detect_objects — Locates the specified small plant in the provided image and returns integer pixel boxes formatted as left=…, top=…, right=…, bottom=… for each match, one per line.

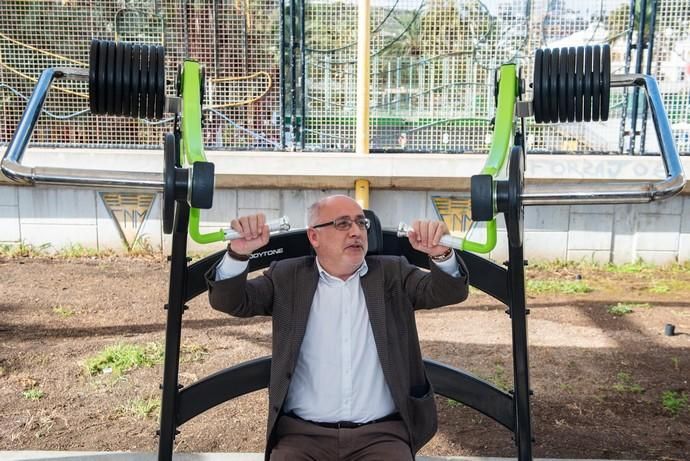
left=52, top=305, right=75, bottom=318
left=648, top=282, right=671, bottom=294
left=85, top=342, right=163, bottom=377
left=526, top=280, right=592, bottom=295
left=56, top=244, right=101, bottom=258
left=117, top=397, right=161, bottom=419
left=180, top=343, right=209, bottom=363
left=671, top=357, right=680, bottom=371
left=607, top=303, right=650, bottom=316
left=0, top=241, right=50, bottom=258
left=660, top=390, right=688, bottom=416
left=22, top=387, right=45, bottom=401
left=446, top=398, right=463, bottom=407
left=605, top=260, right=654, bottom=274
left=612, top=372, right=644, bottom=393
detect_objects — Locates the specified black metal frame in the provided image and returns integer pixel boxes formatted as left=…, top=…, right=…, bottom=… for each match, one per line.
left=156, top=149, right=533, bottom=460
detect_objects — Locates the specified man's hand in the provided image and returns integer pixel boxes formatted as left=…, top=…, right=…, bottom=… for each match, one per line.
left=407, top=220, right=450, bottom=257
left=228, top=213, right=270, bottom=256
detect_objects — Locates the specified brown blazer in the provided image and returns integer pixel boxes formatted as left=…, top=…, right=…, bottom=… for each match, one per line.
left=206, top=254, right=469, bottom=459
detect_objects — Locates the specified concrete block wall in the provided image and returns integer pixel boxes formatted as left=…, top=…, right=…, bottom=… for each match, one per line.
left=1, top=184, right=689, bottom=264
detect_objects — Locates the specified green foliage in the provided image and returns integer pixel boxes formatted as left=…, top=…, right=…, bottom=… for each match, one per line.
left=526, top=280, right=592, bottom=294
left=648, top=283, right=671, bottom=294
left=605, top=260, right=654, bottom=274
left=117, top=397, right=161, bottom=419
left=607, top=302, right=650, bottom=316
left=446, top=398, right=463, bottom=407
left=22, top=387, right=45, bottom=401
left=612, top=372, right=644, bottom=393
left=0, top=241, right=51, bottom=258
left=661, top=390, right=688, bottom=416
left=52, top=305, right=75, bottom=318
left=56, top=244, right=103, bottom=258
left=180, top=343, right=209, bottom=363
left=85, top=343, right=163, bottom=377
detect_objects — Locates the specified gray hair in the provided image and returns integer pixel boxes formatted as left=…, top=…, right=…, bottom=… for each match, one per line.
left=307, top=199, right=323, bottom=227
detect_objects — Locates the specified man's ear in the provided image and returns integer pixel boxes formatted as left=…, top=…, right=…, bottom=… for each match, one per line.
left=307, top=228, right=319, bottom=248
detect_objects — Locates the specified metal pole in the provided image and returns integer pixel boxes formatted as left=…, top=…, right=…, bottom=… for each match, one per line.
left=279, top=0, right=285, bottom=148
left=640, top=0, right=658, bottom=154
left=355, top=0, right=371, bottom=208
left=629, top=0, right=648, bottom=154
left=157, top=202, right=190, bottom=461
left=300, top=0, right=306, bottom=150
left=290, top=0, right=297, bottom=149
left=619, top=0, right=636, bottom=153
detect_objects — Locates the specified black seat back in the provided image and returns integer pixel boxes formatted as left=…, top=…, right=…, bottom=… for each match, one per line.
left=364, top=209, right=383, bottom=255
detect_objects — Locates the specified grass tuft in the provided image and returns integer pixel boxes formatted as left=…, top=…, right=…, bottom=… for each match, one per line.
left=52, top=305, right=75, bottom=318
left=22, top=387, right=45, bottom=401
left=661, top=390, right=688, bottom=416
left=527, top=279, right=592, bottom=294
left=85, top=342, right=163, bottom=377
left=612, top=372, right=644, bottom=393
left=607, top=302, right=650, bottom=316
left=117, top=397, right=161, bottom=419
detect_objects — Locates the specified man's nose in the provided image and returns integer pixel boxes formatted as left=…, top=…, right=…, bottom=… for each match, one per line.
left=349, top=223, right=364, bottom=237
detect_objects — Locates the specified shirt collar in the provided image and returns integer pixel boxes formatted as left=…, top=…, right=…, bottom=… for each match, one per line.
left=315, top=257, right=368, bottom=283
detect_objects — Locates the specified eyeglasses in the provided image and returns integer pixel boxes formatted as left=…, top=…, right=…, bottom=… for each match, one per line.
left=312, top=216, right=371, bottom=231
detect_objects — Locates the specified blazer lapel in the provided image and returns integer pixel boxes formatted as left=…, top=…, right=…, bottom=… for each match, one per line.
left=360, top=258, right=392, bottom=383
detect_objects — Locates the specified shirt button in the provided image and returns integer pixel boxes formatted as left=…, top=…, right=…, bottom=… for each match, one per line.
left=273, top=405, right=280, bottom=413
left=286, top=372, right=292, bottom=379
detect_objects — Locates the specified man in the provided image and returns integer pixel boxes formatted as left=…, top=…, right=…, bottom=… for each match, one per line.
left=206, top=195, right=468, bottom=460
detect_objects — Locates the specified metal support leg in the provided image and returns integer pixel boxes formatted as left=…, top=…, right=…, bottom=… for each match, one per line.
left=158, top=202, right=190, bottom=461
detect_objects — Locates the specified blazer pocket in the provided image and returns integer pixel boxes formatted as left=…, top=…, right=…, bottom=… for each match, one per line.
left=406, top=377, right=438, bottom=451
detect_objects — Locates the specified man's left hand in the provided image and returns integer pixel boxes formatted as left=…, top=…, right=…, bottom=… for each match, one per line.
left=407, top=220, right=451, bottom=257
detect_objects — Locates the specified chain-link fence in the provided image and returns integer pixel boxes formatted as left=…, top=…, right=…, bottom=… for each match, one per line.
left=1, top=0, right=688, bottom=154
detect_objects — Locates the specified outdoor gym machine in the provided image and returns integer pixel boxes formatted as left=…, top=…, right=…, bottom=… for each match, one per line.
left=1, top=40, right=685, bottom=461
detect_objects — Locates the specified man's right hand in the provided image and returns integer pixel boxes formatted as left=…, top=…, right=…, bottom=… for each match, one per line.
left=228, top=213, right=270, bottom=256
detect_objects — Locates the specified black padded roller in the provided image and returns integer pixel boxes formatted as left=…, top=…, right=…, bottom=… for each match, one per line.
left=532, top=44, right=611, bottom=124
left=601, top=45, right=611, bottom=121
left=89, top=40, right=99, bottom=114
left=533, top=49, right=544, bottom=123
left=87, top=39, right=166, bottom=119
left=592, top=45, right=601, bottom=122
left=583, top=46, right=592, bottom=122
left=138, top=45, right=150, bottom=119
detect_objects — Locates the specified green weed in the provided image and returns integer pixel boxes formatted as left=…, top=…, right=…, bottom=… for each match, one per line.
left=661, top=390, right=688, bottom=416
left=526, top=280, right=592, bottom=294
left=605, top=260, right=654, bottom=274
left=117, top=397, right=161, bottom=419
left=607, top=303, right=650, bottom=316
left=52, top=305, right=75, bottom=318
left=612, top=372, right=644, bottom=393
left=55, top=244, right=102, bottom=258
left=85, top=342, right=163, bottom=377
left=180, top=343, right=209, bottom=363
left=0, top=241, right=50, bottom=258
left=22, top=387, right=45, bottom=401
left=648, top=283, right=671, bottom=294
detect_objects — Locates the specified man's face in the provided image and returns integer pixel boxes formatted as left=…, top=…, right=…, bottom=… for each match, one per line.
left=307, top=197, right=369, bottom=276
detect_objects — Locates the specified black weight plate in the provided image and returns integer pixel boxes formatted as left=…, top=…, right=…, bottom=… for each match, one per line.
left=541, top=49, right=552, bottom=124
left=121, top=43, right=132, bottom=117
left=129, top=44, right=141, bottom=118
left=533, top=49, right=543, bottom=123
left=583, top=46, right=593, bottom=122
left=155, top=46, right=165, bottom=119
left=147, top=46, right=157, bottom=119
left=601, top=44, right=611, bottom=121
left=575, top=46, right=584, bottom=122
left=139, top=45, right=150, bottom=119
left=549, top=48, right=559, bottom=123
left=89, top=40, right=99, bottom=114
left=592, top=45, right=601, bottom=122
left=106, top=41, right=117, bottom=115
left=567, top=47, right=576, bottom=122
left=97, top=40, right=108, bottom=115
left=163, top=132, right=176, bottom=235
left=559, top=47, right=568, bottom=122
left=507, top=145, right=524, bottom=248
left=113, top=42, right=125, bottom=116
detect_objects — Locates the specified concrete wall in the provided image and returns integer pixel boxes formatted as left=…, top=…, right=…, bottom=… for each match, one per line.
left=1, top=184, right=688, bottom=264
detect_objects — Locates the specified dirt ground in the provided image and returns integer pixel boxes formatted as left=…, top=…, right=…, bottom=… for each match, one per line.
left=0, top=255, right=688, bottom=460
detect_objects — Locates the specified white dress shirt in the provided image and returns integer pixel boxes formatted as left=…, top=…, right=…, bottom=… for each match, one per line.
left=215, top=251, right=461, bottom=422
